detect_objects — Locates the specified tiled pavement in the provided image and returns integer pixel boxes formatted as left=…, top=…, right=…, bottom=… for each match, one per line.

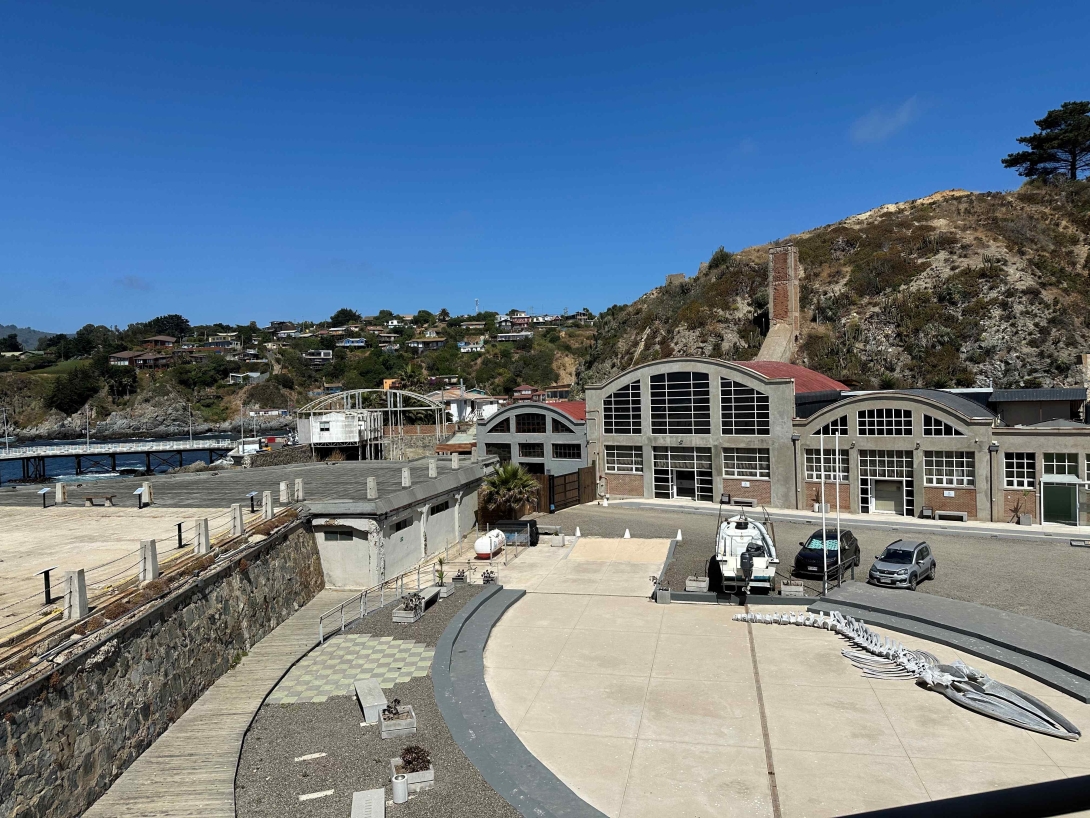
left=267, top=634, right=434, bottom=704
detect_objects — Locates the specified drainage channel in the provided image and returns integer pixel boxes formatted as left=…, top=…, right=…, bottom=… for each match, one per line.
left=746, top=604, right=783, bottom=818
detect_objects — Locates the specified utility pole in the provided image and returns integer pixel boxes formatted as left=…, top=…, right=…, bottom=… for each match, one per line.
left=1, top=407, right=10, bottom=453
left=188, top=403, right=194, bottom=442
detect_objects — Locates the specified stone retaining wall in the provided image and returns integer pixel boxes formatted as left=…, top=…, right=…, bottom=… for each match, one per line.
left=244, top=445, right=315, bottom=468
left=0, top=521, right=324, bottom=818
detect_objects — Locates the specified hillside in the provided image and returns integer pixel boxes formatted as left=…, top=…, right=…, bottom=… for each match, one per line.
left=0, top=325, right=60, bottom=350
left=577, top=181, right=1090, bottom=390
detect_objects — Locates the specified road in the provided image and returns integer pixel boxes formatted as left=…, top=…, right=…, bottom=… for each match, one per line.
left=541, top=504, right=1090, bottom=634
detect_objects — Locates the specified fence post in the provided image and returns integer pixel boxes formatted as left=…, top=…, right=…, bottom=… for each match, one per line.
left=63, top=569, right=88, bottom=620
left=341, top=605, right=345, bottom=633
left=55, top=482, right=67, bottom=504
left=231, top=503, right=244, bottom=536
left=140, top=539, right=160, bottom=582
left=360, top=592, right=365, bottom=620
left=294, top=478, right=304, bottom=501
left=280, top=481, right=290, bottom=503
left=195, top=518, right=210, bottom=554
left=319, top=619, right=324, bottom=644
left=177, top=521, right=183, bottom=550
left=417, top=565, right=421, bottom=590
left=428, top=458, right=437, bottom=478
left=262, top=491, right=273, bottom=520
left=142, top=481, right=154, bottom=505
left=367, top=477, right=378, bottom=499
left=402, top=467, right=411, bottom=488
left=452, top=452, right=460, bottom=470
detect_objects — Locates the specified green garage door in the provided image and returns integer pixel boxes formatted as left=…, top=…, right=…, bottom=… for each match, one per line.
left=1042, top=483, right=1077, bottom=526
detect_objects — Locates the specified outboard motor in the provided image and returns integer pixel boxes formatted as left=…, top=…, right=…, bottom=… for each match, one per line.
left=740, top=551, right=754, bottom=581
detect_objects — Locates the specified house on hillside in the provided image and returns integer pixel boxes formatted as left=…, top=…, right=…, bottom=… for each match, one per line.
left=142, top=335, right=177, bottom=348
left=109, top=350, right=171, bottom=370
left=496, top=331, right=533, bottom=343
left=458, top=336, right=486, bottom=354
left=303, top=349, right=333, bottom=369
left=407, top=336, right=446, bottom=353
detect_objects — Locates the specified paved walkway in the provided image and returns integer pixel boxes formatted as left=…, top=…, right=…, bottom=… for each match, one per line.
left=496, top=536, right=670, bottom=597
left=84, top=588, right=358, bottom=818
left=485, top=592, right=1090, bottom=818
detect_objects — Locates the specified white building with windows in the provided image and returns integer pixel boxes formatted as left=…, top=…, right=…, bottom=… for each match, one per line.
left=477, top=401, right=588, bottom=475
left=586, top=357, right=1090, bottom=526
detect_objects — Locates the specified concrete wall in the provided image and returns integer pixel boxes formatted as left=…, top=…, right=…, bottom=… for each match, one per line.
left=0, top=521, right=323, bottom=818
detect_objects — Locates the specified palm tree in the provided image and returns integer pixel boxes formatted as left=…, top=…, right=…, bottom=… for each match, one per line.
left=481, top=462, right=540, bottom=518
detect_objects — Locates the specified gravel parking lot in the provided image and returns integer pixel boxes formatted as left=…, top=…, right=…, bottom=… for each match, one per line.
left=546, top=504, right=1090, bottom=634
left=236, top=584, right=521, bottom=818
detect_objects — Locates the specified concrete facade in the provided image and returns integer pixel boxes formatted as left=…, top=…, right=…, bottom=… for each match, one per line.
left=477, top=402, right=588, bottom=476
left=587, top=357, right=1090, bottom=526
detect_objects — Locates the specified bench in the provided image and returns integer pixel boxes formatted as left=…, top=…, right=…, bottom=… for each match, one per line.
left=392, top=584, right=441, bottom=623
left=733, top=498, right=756, bottom=508
left=935, top=510, right=968, bottom=522
left=354, top=678, right=387, bottom=723
left=83, top=495, right=116, bottom=507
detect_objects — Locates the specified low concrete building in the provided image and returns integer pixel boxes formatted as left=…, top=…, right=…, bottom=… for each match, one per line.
left=307, top=457, right=491, bottom=588
left=477, top=401, right=587, bottom=475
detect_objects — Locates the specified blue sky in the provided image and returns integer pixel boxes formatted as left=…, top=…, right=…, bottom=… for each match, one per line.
left=2, top=1, right=1088, bottom=331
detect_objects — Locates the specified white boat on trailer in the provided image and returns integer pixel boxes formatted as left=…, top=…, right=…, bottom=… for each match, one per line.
left=710, top=499, right=779, bottom=595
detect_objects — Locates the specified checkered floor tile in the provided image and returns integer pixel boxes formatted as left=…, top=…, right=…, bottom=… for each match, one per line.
left=267, top=634, right=435, bottom=704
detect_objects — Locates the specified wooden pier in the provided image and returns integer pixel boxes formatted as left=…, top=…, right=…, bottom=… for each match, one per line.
left=0, top=439, right=234, bottom=483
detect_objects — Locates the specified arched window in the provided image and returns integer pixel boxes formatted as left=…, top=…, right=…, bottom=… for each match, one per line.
left=489, top=417, right=510, bottom=434
left=515, top=413, right=547, bottom=434
left=552, top=418, right=574, bottom=434
left=604, top=382, right=642, bottom=434
left=812, top=415, right=848, bottom=437
left=721, top=378, right=770, bottom=435
left=923, top=414, right=964, bottom=436
left=651, top=372, right=711, bottom=434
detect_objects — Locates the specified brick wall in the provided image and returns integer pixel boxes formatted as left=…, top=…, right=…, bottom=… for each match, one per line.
left=922, top=487, right=978, bottom=520
left=723, top=478, right=771, bottom=504
left=803, top=481, right=850, bottom=511
left=1003, top=489, right=1036, bottom=523
left=605, top=473, right=644, bottom=497
left=770, top=252, right=791, bottom=322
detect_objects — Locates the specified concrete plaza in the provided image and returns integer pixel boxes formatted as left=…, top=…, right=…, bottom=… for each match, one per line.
left=484, top=538, right=1090, bottom=818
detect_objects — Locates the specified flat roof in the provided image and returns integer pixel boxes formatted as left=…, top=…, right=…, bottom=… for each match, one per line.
left=991, top=388, right=1088, bottom=403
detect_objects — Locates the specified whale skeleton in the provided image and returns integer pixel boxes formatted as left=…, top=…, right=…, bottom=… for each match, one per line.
left=733, top=610, right=1081, bottom=742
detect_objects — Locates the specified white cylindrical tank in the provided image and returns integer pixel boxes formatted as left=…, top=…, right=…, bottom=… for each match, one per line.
left=474, top=529, right=506, bottom=559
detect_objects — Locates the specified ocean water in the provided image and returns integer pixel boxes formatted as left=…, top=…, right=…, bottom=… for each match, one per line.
left=0, top=435, right=240, bottom=485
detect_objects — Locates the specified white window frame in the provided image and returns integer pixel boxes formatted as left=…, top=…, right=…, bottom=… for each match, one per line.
left=650, top=372, right=711, bottom=435
left=1004, top=452, right=1036, bottom=488
left=1043, top=453, right=1079, bottom=477
left=603, top=382, right=642, bottom=435
left=812, top=416, right=848, bottom=436
left=857, top=408, right=913, bottom=436
left=605, top=445, right=644, bottom=474
left=805, top=449, right=850, bottom=481
left=924, top=451, right=975, bottom=487
left=722, top=448, right=770, bottom=479
left=923, top=414, right=965, bottom=437
left=720, top=378, right=770, bottom=436
left=858, top=449, right=913, bottom=479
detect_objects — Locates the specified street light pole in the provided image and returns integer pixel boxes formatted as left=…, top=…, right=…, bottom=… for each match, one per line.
left=188, top=403, right=193, bottom=442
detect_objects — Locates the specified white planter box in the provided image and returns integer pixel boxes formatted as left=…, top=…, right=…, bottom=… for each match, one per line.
left=380, top=705, right=417, bottom=739
left=392, top=607, right=423, bottom=624
left=389, top=759, right=435, bottom=794
left=438, top=585, right=456, bottom=599
left=813, top=502, right=830, bottom=513
left=685, top=576, right=709, bottom=592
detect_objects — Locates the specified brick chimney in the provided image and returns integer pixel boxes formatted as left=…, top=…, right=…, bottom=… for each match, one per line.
left=768, top=244, right=801, bottom=337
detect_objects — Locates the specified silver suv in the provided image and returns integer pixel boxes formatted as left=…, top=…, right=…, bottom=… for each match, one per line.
left=867, top=539, right=936, bottom=591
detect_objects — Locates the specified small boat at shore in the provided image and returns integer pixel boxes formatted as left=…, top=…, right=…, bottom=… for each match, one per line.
left=474, top=529, right=506, bottom=559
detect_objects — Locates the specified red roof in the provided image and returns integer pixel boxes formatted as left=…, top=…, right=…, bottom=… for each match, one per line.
left=550, top=400, right=587, bottom=422
left=732, top=362, right=846, bottom=395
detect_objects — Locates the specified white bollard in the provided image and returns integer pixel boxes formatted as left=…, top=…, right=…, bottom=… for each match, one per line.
left=575, top=526, right=581, bottom=537
left=367, top=476, right=378, bottom=499
left=451, top=452, right=460, bottom=470
left=676, top=529, right=683, bottom=542
left=55, top=482, right=67, bottom=504
left=195, top=518, right=211, bottom=554
left=623, top=529, right=631, bottom=539
left=142, top=481, right=154, bottom=505
left=402, top=467, right=411, bottom=487
left=279, top=481, right=289, bottom=503
left=63, top=569, right=88, bottom=620
left=470, top=445, right=478, bottom=462
left=392, top=774, right=409, bottom=804
left=140, top=539, right=160, bottom=582
left=294, top=478, right=304, bottom=501
left=231, top=503, right=244, bottom=536
left=428, top=458, right=437, bottom=478
left=262, top=491, right=273, bottom=520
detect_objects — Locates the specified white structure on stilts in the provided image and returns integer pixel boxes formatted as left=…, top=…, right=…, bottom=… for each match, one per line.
left=296, top=389, right=447, bottom=461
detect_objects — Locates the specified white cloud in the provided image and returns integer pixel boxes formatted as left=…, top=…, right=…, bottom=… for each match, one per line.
left=851, top=96, right=921, bottom=144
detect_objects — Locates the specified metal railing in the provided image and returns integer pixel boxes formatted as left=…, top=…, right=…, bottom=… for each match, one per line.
left=317, top=522, right=537, bottom=643
left=0, top=438, right=234, bottom=460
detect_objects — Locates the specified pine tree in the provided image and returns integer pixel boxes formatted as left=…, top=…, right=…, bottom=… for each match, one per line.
left=1002, top=101, right=1090, bottom=181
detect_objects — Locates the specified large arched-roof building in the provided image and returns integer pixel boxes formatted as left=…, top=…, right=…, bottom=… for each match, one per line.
left=477, top=400, right=588, bottom=476
left=586, top=357, right=1090, bottom=525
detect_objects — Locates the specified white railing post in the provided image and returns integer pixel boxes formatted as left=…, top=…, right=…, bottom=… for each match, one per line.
left=341, top=605, right=345, bottom=633
left=63, top=569, right=88, bottom=620
left=262, top=491, right=273, bottom=520
left=280, top=481, right=290, bottom=503
left=194, top=518, right=210, bottom=554
left=294, top=478, right=304, bottom=501
left=140, top=539, right=159, bottom=582
left=231, top=503, right=244, bottom=536
left=319, top=619, right=324, bottom=644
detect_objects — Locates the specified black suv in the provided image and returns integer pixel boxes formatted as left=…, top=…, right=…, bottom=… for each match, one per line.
left=793, top=528, right=860, bottom=576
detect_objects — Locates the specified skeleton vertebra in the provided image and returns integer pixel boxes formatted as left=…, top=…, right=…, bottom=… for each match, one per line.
left=734, top=610, right=1081, bottom=741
